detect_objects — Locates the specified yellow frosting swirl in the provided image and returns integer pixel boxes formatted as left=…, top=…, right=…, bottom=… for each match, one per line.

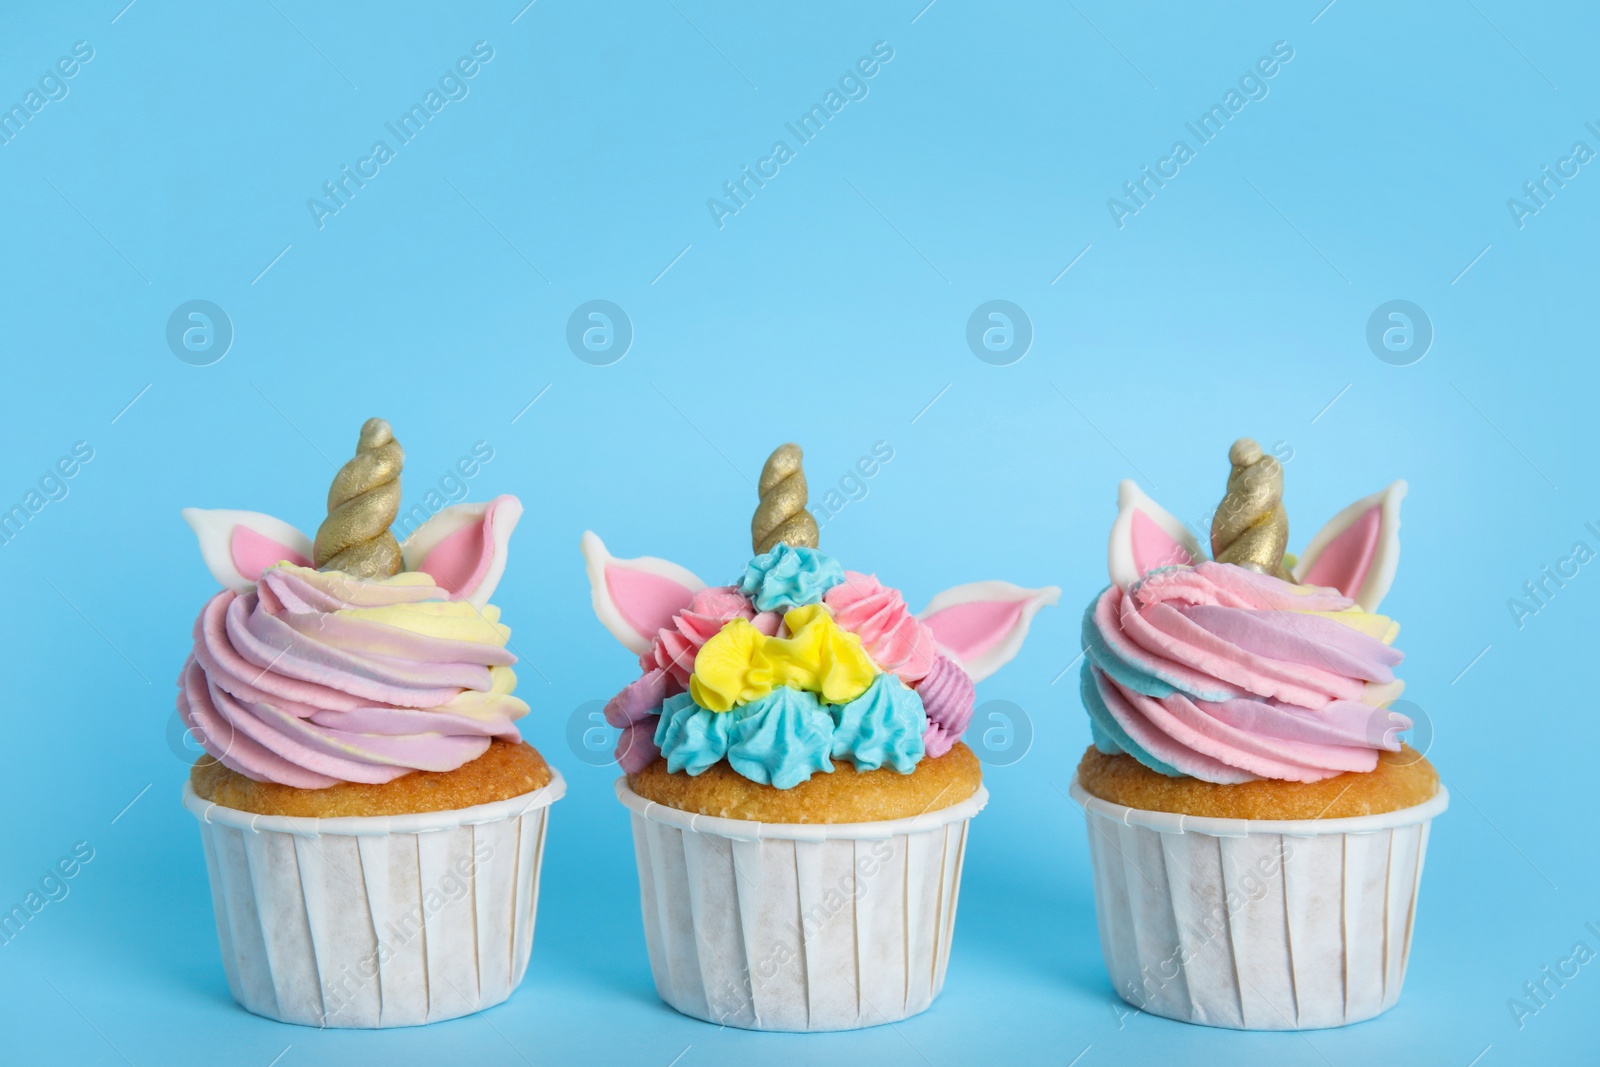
left=689, top=604, right=877, bottom=712
left=338, top=598, right=512, bottom=646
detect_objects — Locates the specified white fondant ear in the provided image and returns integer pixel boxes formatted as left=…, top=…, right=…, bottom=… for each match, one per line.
left=916, top=581, right=1060, bottom=683
left=400, top=494, right=522, bottom=607
left=581, top=531, right=707, bottom=655
left=182, top=508, right=313, bottom=591
left=1293, top=481, right=1406, bottom=612
left=1109, top=480, right=1205, bottom=589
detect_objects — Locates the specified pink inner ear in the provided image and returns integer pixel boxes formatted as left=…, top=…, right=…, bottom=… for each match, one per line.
left=922, top=600, right=1025, bottom=665
left=231, top=526, right=311, bottom=581
left=415, top=517, right=494, bottom=598
left=606, top=567, right=696, bottom=643
left=1301, top=504, right=1381, bottom=598
left=1132, top=510, right=1197, bottom=575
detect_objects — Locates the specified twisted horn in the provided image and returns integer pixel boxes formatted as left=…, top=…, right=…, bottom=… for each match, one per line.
left=752, top=443, right=818, bottom=555
left=1210, top=437, right=1288, bottom=575
left=314, top=417, right=404, bottom=578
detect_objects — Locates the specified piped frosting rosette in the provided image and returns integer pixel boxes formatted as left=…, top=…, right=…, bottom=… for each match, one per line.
left=603, top=545, right=975, bottom=787
left=587, top=442, right=1057, bottom=790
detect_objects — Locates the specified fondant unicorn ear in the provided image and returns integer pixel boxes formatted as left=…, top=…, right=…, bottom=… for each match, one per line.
left=1108, top=479, right=1204, bottom=588
left=1292, top=481, right=1406, bottom=612
left=916, top=581, right=1060, bottom=683
left=581, top=531, right=707, bottom=655
left=182, top=508, right=313, bottom=591
left=401, top=494, right=522, bottom=607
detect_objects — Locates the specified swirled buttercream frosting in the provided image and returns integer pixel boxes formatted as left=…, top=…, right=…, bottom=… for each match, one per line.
left=1081, top=562, right=1408, bottom=784
left=178, top=563, right=528, bottom=789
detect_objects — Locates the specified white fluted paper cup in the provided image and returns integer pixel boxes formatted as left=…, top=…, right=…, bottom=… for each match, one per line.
left=617, top=778, right=987, bottom=1032
left=1069, top=777, right=1447, bottom=1030
left=182, top=771, right=565, bottom=1028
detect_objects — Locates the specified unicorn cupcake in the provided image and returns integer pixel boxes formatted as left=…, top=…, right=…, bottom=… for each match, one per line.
left=1070, top=438, right=1447, bottom=1030
left=582, top=443, right=1057, bottom=1031
left=177, top=419, right=563, bottom=1028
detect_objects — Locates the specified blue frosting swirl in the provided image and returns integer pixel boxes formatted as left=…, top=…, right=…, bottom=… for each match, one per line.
left=830, top=673, right=926, bottom=773
left=645, top=673, right=932, bottom=788
left=1078, top=659, right=1184, bottom=777
left=655, top=692, right=737, bottom=776
left=726, top=687, right=836, bottom=788
left=737, top=544, right=845, bottom=613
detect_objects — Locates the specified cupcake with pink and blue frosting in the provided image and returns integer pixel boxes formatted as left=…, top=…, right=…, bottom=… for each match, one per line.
left=1070, top=437, right=1447, bottom=1032
left=584, top=442, right=1058, bottom=1031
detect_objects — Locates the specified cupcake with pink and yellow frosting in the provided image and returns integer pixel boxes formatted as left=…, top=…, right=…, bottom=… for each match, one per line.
left=177, top=419, right=563, bottom=1029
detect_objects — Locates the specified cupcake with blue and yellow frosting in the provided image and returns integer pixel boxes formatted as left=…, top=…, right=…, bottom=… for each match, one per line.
left=583, top=443, right=1057, bottom=1030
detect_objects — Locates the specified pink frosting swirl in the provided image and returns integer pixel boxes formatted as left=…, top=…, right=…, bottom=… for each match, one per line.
left=916, top=654, right=975, bottom=758
left=176, top=565, right=527, bottom=789
left=1085, top=562, right=1407, bottom=784
left=605, top=667, right=669, bottom=772
left=640, top=586, right=779, bottom=691
left=824, top=571, right=938, bottom=683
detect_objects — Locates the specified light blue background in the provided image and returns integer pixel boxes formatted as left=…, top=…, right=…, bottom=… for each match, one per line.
left=1, top=2, right=1595, bottom=1064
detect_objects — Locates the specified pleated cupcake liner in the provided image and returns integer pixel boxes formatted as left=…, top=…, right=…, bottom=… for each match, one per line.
left=182, top=771, right=565, bottom=1028
left=616, top=778, right=988, bottom=1032
left=1069, top=777, right=1448, bottom=1030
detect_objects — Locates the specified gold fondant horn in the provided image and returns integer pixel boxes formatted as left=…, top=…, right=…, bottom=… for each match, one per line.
left=752, top=443, right=819, bottom=555
left=314, top=417, right=404, bottom=578
left=1210, top=437, right=1288, bottom=574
